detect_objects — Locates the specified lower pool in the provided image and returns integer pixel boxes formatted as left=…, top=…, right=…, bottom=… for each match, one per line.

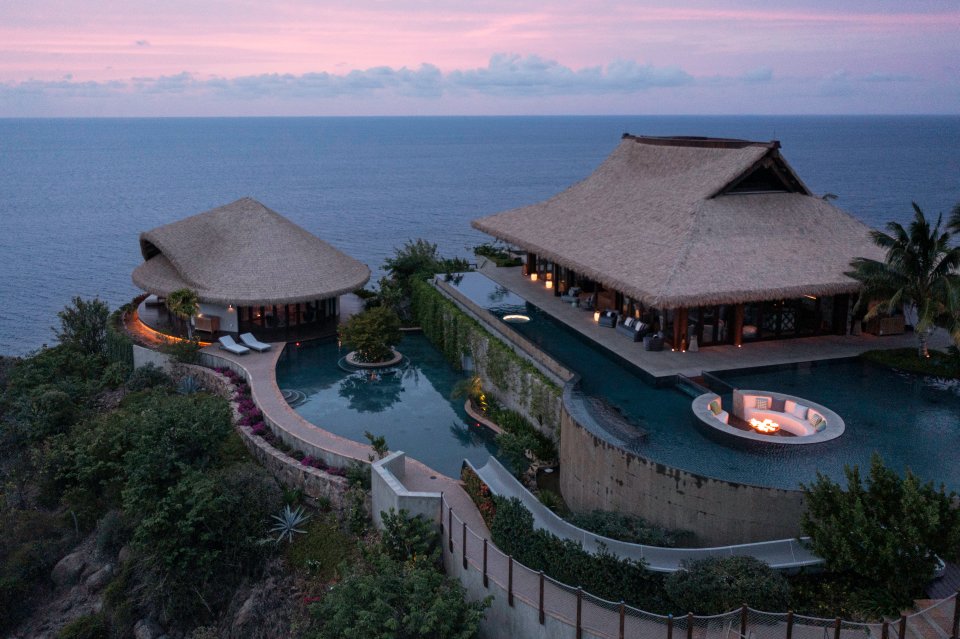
left=446, top=272, right=960, bottom=491
left=275, top=333, right=497, bottom=477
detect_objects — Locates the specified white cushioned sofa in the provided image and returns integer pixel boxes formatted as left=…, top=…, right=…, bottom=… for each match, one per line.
left=739, top=394, right=827, bottom=436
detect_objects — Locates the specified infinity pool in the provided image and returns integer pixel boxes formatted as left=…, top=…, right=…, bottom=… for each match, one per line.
left=447, top=271, right=960, bottom=491
left=275, top=333, right=497, bottom=477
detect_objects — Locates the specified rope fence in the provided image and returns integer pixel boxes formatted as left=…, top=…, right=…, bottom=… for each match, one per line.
left=441, top=496, right=960, bottom=639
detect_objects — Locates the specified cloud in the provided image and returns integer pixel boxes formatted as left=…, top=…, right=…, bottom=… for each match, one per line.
left=135, top=39, right=150, bottom=47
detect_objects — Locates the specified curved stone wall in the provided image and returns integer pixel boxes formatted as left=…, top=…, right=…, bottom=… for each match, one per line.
left=558, top=406, right=807, bottom=546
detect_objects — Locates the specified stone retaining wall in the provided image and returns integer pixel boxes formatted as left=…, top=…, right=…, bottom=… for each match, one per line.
left=558, top=407, right=807, bottom=545
left=371, top=452, right=442, bottom=529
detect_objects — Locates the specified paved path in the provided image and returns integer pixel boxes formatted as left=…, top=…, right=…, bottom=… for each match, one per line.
left=479, top=262, right=952, bottom=379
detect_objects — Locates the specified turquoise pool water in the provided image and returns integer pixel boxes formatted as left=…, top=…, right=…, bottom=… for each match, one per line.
left=275, top=333, right=497, bottom=477
left=447, top=272, right=960, bottom=491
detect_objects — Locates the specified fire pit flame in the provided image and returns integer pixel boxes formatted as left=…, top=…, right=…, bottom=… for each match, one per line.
left=749, top=418, right=781, bottom=434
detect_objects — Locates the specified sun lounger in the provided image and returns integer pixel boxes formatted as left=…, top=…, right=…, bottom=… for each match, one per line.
left=239, top=333, right=272, bottom=352
left=219, top=335, right=250, bottom=355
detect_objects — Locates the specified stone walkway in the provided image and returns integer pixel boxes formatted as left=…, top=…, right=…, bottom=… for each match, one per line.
left=479, top=262, right=951, bottom=379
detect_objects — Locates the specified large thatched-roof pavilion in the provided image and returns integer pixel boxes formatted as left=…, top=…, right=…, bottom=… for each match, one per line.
left=132, top=197, right=370, bottom=341
left=473, top=134, right=884, bottom=348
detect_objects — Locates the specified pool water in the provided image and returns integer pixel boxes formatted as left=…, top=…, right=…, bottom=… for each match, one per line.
left=275, top=333, right=497, bottom=477
left=447, top=272, right=960, bottom=491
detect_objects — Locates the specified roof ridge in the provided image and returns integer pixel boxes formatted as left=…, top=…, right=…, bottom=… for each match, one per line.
left=622, top=133, right=780, bottom=150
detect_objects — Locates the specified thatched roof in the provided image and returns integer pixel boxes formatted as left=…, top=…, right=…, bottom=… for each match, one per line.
left=132, top=198, right=370, bottom=305
left=472, top=135, right=884, bottom=308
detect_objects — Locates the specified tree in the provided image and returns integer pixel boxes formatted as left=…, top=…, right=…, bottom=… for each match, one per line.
left=338, top=306, right=402, bottom=363
left=383, top=239, right=470, bottom=295
left=664, top=556, right=789, bottom=614
left=847, top=203, right=960, bottom=357
left=801, top=453, right=960, bottom=613
left=55, top=296, right=110, bottom=355
left=165, top=288, right=200, bottom=339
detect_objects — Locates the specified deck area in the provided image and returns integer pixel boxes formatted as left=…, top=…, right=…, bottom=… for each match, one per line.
left=478, top=262, right=952, bottom=379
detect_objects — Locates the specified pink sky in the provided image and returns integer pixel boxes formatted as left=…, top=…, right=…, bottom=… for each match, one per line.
left=1, top=0, right=958, bottom=116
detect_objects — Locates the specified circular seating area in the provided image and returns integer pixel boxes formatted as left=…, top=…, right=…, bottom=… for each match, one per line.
left=692, top=388, right=845, bottom=445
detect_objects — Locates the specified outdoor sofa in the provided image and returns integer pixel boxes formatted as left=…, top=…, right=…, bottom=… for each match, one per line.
left=597, top=310, right=618, bottom=328
left=615, top=317, right=650, bottom=342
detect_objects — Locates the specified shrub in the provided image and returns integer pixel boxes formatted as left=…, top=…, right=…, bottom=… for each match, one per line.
left=665, top=556, right=790, bottom=614
left=567, top=510, right=690, bottom=547
left=537, top=489, right=566, bottom=515
left=338, top=306, right=402, bottom=363
left=489, top=497, right=667, bottom=611
left=461, top=465, right=496, bottom=527
left=474, top=243, right=522, bottom=267
left=285, top=515, right=356, bottom=581
left=163, top=336, right=201, bottom=364
left=100, top=361, right=131, bottom=388
left=379, top=509, right=438, bottom=564
left=56, top=612, right=109, bottom=639
left=126, top=364, right=171, bottom=392
left=133, top=464, right=282, bottom=625
left=801, top=453, right=960, bottom=613
left=95, top=510, right=131, bottom=559
left=55, top=296, right=110, bottom=356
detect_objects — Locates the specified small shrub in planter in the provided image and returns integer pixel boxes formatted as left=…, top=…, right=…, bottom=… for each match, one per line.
left=664, top=556, right=790, bottom=615
left=338, top=306, right=403, bottom=363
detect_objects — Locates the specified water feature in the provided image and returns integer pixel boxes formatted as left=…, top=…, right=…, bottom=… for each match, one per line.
left=275, top=333, right=497, bottom=477
left=446, top=271, right=960, bottom=491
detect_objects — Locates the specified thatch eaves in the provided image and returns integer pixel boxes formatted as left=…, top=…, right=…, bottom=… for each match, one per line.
left=132, top=198, right=370, bottom=306
left=472, top=135, right=883, bottom=308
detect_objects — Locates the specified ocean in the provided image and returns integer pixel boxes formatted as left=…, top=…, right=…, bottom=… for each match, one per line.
left=2, top=115, right=959, bottom=356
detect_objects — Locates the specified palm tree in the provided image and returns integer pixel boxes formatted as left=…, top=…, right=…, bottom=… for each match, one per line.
left=847, top=203, right=960, bottom=358
left=165, top=288, right=200, bottom=339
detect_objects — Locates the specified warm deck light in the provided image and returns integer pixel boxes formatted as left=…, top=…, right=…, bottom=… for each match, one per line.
left=593, top=311, right=600, bottom=322
left=545, top=280, right=553, bottom=289
left=530, top=273, right=538, bottom=282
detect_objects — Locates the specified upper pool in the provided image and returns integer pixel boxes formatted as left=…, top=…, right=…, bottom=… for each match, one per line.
left=275, top=333, right=497, bottom=477
left=446, top=271, right=960, bottom=491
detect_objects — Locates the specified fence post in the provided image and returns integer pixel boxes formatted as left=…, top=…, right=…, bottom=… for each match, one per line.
left=898, top=615, right=907, bottom=639
left=539, top=571, right=545, bottom=625
left=882, top=621, right=889, bottom=639
left=507, top=556, right=514, bottom=607
left=687, top=612, right=694, bottom=639
left=740, top=604, right=748, bottom=639
left=833, top=617, right=841, bottom=639
left=786, top=611, right=793, bottom=639
left=448, top=506, right=453, bottom=553
left=667, top=614, right=673, bottom=639
left=576, top=587, right=583, bottom=639
left=439, top=494, right=444, bottom=537
left=952, top=590, right=960, bottom=639
left=461, top=522, right=467, bottom=570
left=619, top=601, right=625, bottom=639
left=482, top=539, right=488, bottom=588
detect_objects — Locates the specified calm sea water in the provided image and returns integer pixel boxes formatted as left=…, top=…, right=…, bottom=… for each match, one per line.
left=2, top=116, right=959, bottom=355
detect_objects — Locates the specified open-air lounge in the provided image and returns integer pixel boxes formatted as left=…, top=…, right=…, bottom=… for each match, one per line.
left=131, top=197, right=370, bottom=344
left=472, top=134, right=890, bottom=351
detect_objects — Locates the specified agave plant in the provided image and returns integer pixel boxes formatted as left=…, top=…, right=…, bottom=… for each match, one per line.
left=177, top=375, right=201, bottom=395
left=270, top=505, right=310, bottom=543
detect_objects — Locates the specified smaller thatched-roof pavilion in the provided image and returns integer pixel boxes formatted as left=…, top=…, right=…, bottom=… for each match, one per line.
left=132, top=197, right=370, bottom=341
left=473, top=135, right=884, bottom=347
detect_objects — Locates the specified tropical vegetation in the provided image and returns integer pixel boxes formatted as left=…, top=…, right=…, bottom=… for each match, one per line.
left=848, top=203, right=960, bottom=357
left=164, top=288, right=200, bottom=339
left=338, top=306, right=403, bottom=363
left=801, top=453, right=960, bottom=615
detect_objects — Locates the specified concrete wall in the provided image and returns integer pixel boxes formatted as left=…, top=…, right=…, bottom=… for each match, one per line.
left=132, top=343, right=172, bottom=371
left=197, top=302, right=238, bottom=334
left=370, top=451, right=442, bottom=529
left=558, top=408, right=807, bottom=545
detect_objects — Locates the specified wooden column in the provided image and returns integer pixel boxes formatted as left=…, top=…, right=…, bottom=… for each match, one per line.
left=676, top=308, right=689, bottom=350
left=672, top=309, right=682, bottom=348
left=733, top=303, right=745, bottom=347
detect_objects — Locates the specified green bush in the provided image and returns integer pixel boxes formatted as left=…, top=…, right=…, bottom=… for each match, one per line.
left=95, top=510, right=131, bottom=559
left=664, top=556, right=790, bottom=614
left=338, top=307, right=403, bottom=363
left=286, top=515, right=357, bottom=581
left=489, top=497, right=667, bottom=611
left=57, top=612, right=109, bottom=639
left=100, top=361, right=131, bottom=388
left=310, top=553, right=488, bottom=639
left=567, top=510, right=691, bottom=547
left=126, top=364, right=171, bottom=392
left=379, top=509, right=438, bottom=564
left=134, top=464, right=282, bottom=624
left=474, top=243, right=522, bottom=268
left=162, top=336, right=201, bottom=364
left=55, top=296, right=110, bottom=356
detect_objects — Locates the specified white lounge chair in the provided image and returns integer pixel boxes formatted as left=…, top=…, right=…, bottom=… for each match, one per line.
left=239, top=333, right=271, bottom=352
left=219, top=335, right=250, bottom=355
